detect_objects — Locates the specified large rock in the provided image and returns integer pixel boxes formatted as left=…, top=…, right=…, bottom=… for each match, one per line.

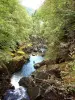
left=19, top=68, right=62, bottom=100
left=43, top=86, right=66, bottom=100
left=34, top=60, right=56, bottom=69
left=19, top=77, right=35, bottom=88
left=0, top=63, right=12, bottom=99
left=46, top=67, right=61, bottom=78
left=28, top=86, right=40, bottom=100
left=33, top=71, right=49, bottom=80
left=19, top=77, right=40, bottom=100
left=23, top=47, right=33, bottom=53
left=6, top=56, right=29, bottom=73
left=19, top=60, right=75, bottom=100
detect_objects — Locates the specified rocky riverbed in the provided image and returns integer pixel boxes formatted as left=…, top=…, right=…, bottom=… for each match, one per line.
left=0, top=41, right=46, bottom=99
left=0, top=55, right=29, bottom=99
left=19, top=62, right=75, bottom=100
left=1, top=39, right=75, bottom=100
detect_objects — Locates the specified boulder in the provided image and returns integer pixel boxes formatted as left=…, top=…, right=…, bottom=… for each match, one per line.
left=46, top=67, right=61, bottom=79
left=0, top=63, right=12, bottom=99
left=19, top=69, right=62, bottom=100
left=43, top=86, right=66, bottom=100
left=33, top=47, right=38, bottom=52
left=6, top=56, right=29, bottom=73
left=34, top=72, right=49, bottom=80
left=19, top=77, right=35, bottom=88
left=19, top=77, right=40, bottom=100
left=28, top=86, right=40, bottom=100
left=19, top=65, right=75, bottom=100
left=34, top=60, right=56, bottom=69
left=34, top=63, right=40, bottom=69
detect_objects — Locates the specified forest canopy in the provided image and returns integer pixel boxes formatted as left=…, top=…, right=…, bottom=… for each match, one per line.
left=0, top=0, right=32, bottom=61
left=33, top=0, right=75, bottom=59
left=0, top=0, right=75, bottom=61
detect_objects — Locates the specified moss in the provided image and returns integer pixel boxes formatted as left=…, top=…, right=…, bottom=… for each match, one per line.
left=72, top=54, right=75, bottom=59
left=12, top=56, right=24, bottom=61
left=27, top=43, right=32, bottom=47
left=17, top=50, right=25, bottom=55
left=18, top=45, right=26, bottom=50
left=18, top=43, right=32, bottom=51
left=68, top=61, right=75, bottom=71
left=8, top=52, right=15, bottom=57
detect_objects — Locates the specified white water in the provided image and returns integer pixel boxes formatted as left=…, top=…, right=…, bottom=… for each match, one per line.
left=11, top=54, right=44, bottom=88
left=4, top=54, right=44, bottom=100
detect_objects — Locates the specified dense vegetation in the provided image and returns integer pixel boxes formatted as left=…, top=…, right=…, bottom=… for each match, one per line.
left=0, top=0, right=32, bottom=61
left=33, top=0, right=75, bottom=60
left=0, top=0, right=75, bottom=61
left=0, top=0, right=75, bottom=99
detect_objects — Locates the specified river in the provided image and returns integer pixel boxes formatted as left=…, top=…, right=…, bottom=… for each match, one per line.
left=4, top=54, right=44, bottom=100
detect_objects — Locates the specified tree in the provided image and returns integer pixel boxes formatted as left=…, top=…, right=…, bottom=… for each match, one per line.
left=33, top=0, right=75, bottom=60
left=0, top=0, right=32, bottom=61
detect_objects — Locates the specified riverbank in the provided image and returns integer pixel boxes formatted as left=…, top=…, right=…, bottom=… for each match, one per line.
left=19, top=60, right=75, bottom=100
left=0, top=39, right=46, bottom=99
left=18, top=40, right=75, bottom=100
left=1, top=35, right=75, bottom=100
left=0, top=43, right=29, bottom=99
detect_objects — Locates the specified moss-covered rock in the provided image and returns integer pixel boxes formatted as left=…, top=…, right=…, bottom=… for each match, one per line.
left=17, top=50, right=25, bottom=55
left=6, top=55, right=29, bottom=73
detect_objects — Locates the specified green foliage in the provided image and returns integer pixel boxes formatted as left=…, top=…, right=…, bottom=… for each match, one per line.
left=0, top=0, right=32, bottom=61
left=33, top=0, right=75, bottom=60
left=0, top=0, right=75, bottom=62
left=69, top=61, right=75, bottom=71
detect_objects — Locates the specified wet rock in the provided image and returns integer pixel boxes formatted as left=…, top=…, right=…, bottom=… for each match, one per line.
left=6, top=56, right=29, bottom=73
left=19, top=61, right=75, bottom=100
left=41, top=53, right=45, bottom=57
left=19, top=77, right=40, bottom=100
left=32, top=53, right=36, bottom=56
left=28, top=86, right=40, bottom=100
left=0, top=63, right=11, bottom=99
left=34, top=63, right=40, bottom=69
left=19, top=77, right=35, bottom=88
left=34, top=60, right=46, bottom=69
left=34, top=60, right=56, bottom=69
left=19, top=67, right=62, bottom=100
left=33, top=47, right=38, bottom=52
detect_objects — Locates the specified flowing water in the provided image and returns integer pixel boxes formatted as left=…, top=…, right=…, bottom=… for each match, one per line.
left=4, top=54, right=44, bottom=100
